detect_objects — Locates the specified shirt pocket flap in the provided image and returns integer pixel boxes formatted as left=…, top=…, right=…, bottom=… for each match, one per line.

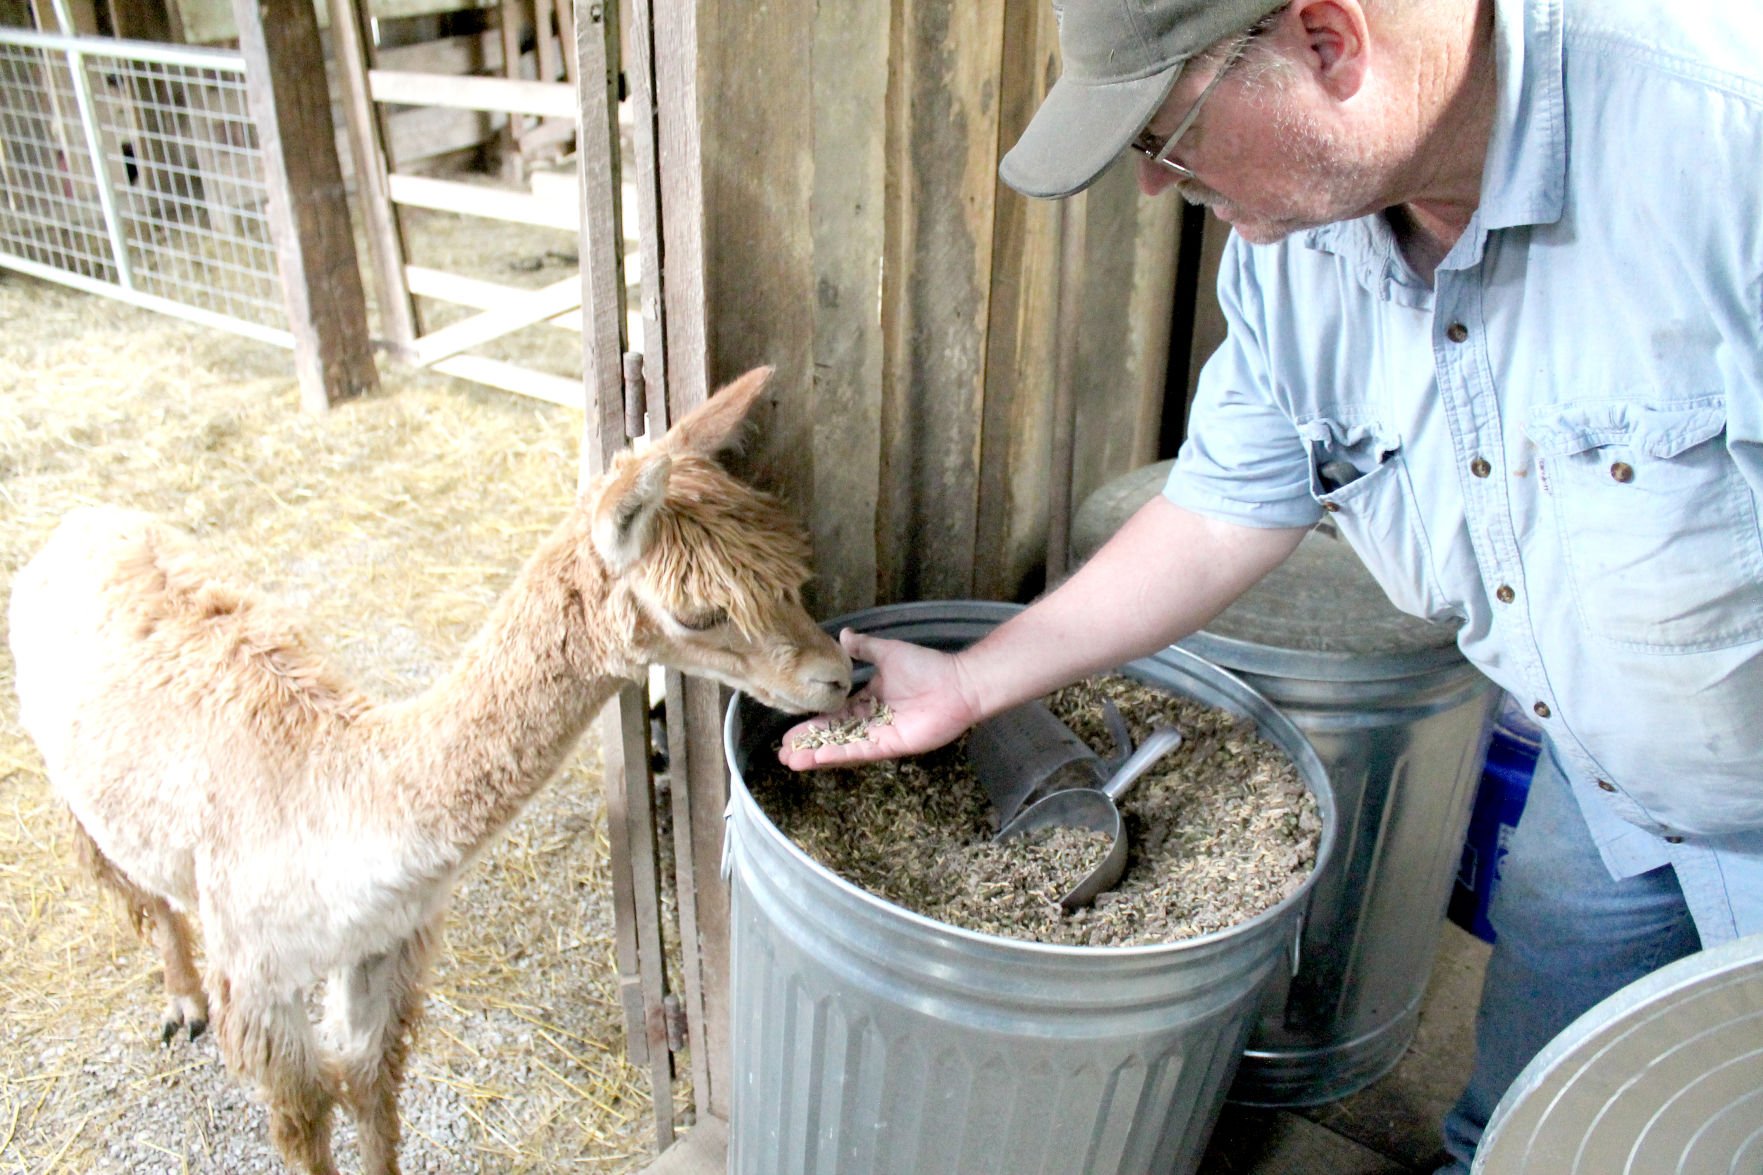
left=1526, top=399, right=1726, bottom=459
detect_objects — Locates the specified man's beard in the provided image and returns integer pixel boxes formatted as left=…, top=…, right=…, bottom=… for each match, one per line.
left=1175, top=115, right=1385, bottom=244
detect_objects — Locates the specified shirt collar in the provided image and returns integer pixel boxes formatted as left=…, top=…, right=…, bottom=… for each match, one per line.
left=1479, top=0, right=1566, bottom=231
left=1301, top=0, right=1567, bottom=265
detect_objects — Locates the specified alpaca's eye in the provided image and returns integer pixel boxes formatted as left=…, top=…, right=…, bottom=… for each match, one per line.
left=676, top=607, right=728, bottom=631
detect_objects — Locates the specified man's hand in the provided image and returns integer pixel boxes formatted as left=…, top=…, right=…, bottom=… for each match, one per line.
left=777, top=629, right=982, bottom=770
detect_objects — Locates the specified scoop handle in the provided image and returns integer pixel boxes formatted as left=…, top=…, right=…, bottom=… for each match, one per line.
left=1100, top=726, right=1183, bottom=802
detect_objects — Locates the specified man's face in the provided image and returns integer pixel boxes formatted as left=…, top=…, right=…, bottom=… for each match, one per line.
left=1132, top=45, right=1391, bottom=243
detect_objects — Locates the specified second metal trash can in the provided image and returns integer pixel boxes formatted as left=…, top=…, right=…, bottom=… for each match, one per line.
left=1073, top=461, right=1499, bottom=1107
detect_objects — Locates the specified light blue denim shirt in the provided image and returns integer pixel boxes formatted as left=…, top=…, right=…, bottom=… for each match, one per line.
left=1165, top=0, right=1763, bottom=942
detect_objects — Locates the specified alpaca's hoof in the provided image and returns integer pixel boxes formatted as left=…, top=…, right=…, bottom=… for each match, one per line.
left=159, top=997, right=210, bottom=1045
left=158, top=1016, right=207, bottom=1045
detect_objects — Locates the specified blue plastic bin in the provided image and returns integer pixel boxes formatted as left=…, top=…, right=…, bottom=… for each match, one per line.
left=1450, top=699, right=1542, bottom=944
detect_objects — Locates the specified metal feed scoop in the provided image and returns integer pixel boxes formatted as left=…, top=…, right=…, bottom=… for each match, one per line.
left=968, top=699, right=1183, bottom=911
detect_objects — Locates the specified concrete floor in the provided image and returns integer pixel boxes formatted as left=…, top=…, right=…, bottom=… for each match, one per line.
left=642, top=922, right=1492, bottom=1174
left=1200, top=922, right=1491, bottom=1174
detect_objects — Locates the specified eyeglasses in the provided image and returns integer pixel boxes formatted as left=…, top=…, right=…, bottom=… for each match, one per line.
left=1130, top=30, right=1259, bottom=181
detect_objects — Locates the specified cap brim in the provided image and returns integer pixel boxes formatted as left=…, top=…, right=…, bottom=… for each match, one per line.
left=999, top=62, right=1186, bottom=200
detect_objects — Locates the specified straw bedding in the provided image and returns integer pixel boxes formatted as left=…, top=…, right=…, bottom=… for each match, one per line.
left=0, top=272, right=661, bottom=1173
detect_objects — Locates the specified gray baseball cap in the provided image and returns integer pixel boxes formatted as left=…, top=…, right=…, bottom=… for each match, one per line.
left=1000, top=0, right=1288, bottom=199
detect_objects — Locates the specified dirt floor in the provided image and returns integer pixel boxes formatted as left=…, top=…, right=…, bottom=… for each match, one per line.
left=0, top=272, right=665, bottom=1173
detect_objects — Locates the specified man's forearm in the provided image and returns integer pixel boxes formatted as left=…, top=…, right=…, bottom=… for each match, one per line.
left=952, top=495, right=1306, bottom=719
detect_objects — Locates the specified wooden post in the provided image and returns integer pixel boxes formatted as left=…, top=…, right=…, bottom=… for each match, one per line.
left=575, top=0, right=682, bottom=1151
left=646, top=0, right=739, bottom=1126
left=1045, top=190, right=1087, bottom=583
left=230, top=0, right=377, bottom=411
left=325, top=0, right=421, bottom=357
left=498, top=0, right=527, bottom=177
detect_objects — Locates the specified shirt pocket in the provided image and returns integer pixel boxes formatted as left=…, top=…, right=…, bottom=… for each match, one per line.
left=1527, top=397, right=1763, bottom=652
left=1298, top=418, right=1453, bottom=622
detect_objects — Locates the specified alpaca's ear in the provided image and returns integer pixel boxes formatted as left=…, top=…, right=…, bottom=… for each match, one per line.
left=658, top=365, right=773, bottom=456
left=593, top=452, right=672, bottom=571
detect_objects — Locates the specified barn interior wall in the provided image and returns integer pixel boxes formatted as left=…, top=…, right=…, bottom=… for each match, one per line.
left=689, top=0, right=1187, bottom=619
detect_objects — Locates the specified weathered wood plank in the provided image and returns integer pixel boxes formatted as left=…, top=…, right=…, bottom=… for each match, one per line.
left=533, top=0, right=561, bottom=91
left=802, top=0, right=887, bottom=618
left=230, top=0, right=376, bottom=411
left=658, top=669, right=706, bottom=1101
left=650, top=0, right=706, bottom=410
left=1044, top=190, right=1088, bottom=583
left=1068, top=164, right=1181, bottom=521
left=649, top=0, right=727, bottom=1127
left=693, top=0, right=813, bottom=503
left=326, top=0, right=420, bottom=355
left=368, top=70, right=577, bottom=118
left=972, top=0, right=1061, bottom=602
left=574, top=0, right=676, bottom=1149
left=409, top=274, right=580, bottom=366
left=427, top=354, right=582, bottom=405
left=382, top=104, right=501, bottom=168
left=877, top=0, right=1008, bottom=603
left=677, top=675, right=731, bottom=1118
left=374, top=28, right=500, bottom=76
left=573, top=0, right=629, bottom=473
left=386, top=173, right=579, bottom=230
left=622, top=0, right=667, bottom=437
left=405, top=265, right=582, bottom=332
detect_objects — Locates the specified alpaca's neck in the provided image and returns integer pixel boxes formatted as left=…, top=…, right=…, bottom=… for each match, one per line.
left=372, top=521, right=634, bottom=862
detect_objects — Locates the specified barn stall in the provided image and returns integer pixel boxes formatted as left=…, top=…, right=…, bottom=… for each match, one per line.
left=0, top=0, right=1498, bottom=1169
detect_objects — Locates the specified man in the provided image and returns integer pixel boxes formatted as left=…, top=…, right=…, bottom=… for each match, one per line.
left=780, top=0, right=1763, bottom=1168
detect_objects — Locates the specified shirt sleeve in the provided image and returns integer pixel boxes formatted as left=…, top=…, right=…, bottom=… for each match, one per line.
left=1163, top=235, right=1326, bottom=530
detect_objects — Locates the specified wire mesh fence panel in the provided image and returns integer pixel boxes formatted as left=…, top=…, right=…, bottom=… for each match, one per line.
left=0, top=37, right=117, bottom=280
left=0, top=29, right=289, bottom=341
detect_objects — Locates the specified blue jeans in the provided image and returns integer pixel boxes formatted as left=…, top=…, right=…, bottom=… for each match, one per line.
left=1436, top=742, right=1703, bottom=1172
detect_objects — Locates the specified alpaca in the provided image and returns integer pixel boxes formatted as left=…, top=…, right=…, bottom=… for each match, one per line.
left=7, top=366, right=851, bottom=1175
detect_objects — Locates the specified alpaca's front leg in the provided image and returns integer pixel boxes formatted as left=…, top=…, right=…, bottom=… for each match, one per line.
left=210, top=973, right=342, bottom=1175
left=323, top=924, right=437, bottom=1175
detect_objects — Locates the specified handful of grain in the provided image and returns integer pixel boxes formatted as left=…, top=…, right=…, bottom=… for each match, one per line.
left=790, top=698, right=894, bottom=750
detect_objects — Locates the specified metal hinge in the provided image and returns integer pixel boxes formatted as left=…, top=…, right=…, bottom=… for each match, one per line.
left=623, top=351, right=647, bottom=440
left=662, top=993, right=687, bottom=1053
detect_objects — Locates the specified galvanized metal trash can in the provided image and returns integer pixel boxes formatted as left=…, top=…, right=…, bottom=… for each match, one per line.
left=1073, top=461, right=1499, bottom=1107
left=722, top=601, right=1338, bottom=1175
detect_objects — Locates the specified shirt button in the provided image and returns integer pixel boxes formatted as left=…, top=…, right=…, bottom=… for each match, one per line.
left=1533, top=701, right=1552, bottom=719
left=1470, top=457, right=1492, bottom=478
left=1447, top=323, right=1469, bottom=343
left=1322, top=501, right=1341, bottom=512
left=1664, top=835, right=1684, bottom=844
left=1597, top=780, right=1617, bottom=793
left=1610, top=461, right=1635, bottom=483
left=1496, top=585, right=1515, bottom=603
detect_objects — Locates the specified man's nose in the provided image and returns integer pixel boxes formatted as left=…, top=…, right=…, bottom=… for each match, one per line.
left=1135, top=156, right=1183, bottom=198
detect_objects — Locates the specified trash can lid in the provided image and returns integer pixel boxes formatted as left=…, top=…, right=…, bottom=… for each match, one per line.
left=1474, top=930, right=1763, bottom=1174
left=1072, top=461, right=1464, bottom=682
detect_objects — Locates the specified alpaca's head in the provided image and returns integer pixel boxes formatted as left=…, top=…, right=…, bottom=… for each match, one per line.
left=587, top=366, right=852, bottom=714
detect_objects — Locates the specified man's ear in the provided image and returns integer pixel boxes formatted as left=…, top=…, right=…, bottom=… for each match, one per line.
left=1293, top=0, right=1370, bottom=100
